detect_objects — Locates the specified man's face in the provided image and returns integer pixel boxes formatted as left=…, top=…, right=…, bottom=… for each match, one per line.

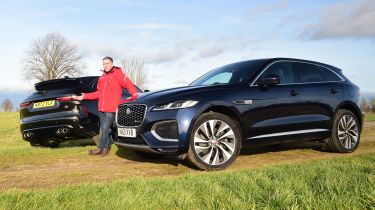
left=103, top=59, right=113, bottom=71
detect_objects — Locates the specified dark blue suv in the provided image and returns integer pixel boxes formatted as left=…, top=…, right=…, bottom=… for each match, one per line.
left=114, top=58, right=364, bottom=170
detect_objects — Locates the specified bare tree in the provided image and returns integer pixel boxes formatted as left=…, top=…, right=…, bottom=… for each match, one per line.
left=22, top=32, right=85, bottom=82
left=120, top=56, right=148, bottom=90
left=1, top=98, right=13, bottom=112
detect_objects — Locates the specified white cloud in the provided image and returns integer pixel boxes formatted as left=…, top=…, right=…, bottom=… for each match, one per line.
left=248, top=0, right=289, bottom=19
left=301, top=0, right=375, bottom=39
left=141, top=48, right=183, bottom=64
left=198, top=45, right=224, bottom=58
left=123, top=23, right=188, bottom=31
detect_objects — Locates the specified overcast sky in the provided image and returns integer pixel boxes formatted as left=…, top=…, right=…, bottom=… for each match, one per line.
left=0, top=0, right=374, bottom=94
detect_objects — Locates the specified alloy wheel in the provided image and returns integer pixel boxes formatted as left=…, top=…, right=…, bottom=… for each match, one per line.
left=338, top=115, right=359, bottom=150
left=193, top=119, right=236, bottom=165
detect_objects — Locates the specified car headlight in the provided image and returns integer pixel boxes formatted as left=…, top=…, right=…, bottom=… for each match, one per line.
left=152, top=100, right=199, bottom=111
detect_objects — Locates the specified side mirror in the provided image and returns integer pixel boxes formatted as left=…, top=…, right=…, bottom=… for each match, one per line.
left=257, top=74, right=280, bottom=86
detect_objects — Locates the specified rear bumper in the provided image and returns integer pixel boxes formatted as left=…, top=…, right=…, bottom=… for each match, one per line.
left=20, top=116, right=98, bottom=142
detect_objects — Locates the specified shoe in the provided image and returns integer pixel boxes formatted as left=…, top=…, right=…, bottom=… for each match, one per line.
left=99, top=148, right=109, bottom=157
left=88, top=148, right=102, bottom=155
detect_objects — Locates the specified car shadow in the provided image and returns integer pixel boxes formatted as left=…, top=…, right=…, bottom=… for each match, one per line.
left=240, top=140, right=327, bottom=155
left=114, top=147, right=183, bottom=167
left=113, top=140, right=328, bottom=169
left=59, top=138, right=96, bottom=148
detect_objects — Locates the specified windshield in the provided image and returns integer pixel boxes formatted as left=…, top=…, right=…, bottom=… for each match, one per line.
left=190, top=59, right=267, bottom=86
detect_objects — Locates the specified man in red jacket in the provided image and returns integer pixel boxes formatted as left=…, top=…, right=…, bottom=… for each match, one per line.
left=73, top=56, right=138, bottom=156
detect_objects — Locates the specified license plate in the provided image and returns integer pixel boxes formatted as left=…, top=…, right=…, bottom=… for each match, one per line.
left=33, top=100, right=55, bottom=109
left=118, top=127, right=137, bottom=138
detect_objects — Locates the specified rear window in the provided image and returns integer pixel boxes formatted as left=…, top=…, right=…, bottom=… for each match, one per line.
left=296, top=63, right=342, bottom=83
left=317, top=66, right=342, bottom=81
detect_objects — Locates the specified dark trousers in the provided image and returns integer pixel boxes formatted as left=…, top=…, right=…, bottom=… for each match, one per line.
left=98, top=111, right=115, bottom=150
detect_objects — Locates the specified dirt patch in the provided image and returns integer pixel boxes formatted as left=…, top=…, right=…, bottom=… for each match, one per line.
left=1, top=122, right=375, bottom=191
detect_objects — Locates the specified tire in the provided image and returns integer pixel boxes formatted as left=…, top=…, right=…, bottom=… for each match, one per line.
left=30, top=140, right=60, bottom=148
left=30, top=142, right=43, bottom=147
left=186, top=112, right=241, bottom=171
left=326, top=109, right=360, bottom=153
left=44, top=140, right=60, bottom=148
left=134, top=151, right=165, bottom=159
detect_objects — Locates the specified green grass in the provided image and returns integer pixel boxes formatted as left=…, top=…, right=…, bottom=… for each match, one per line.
left=0, top=112, right=96, bottom=169
left=1, top=111, right=375, bottom=209
left=365, top=112, right=375, bottom=121
left=1, top=153, right=374, bottom=210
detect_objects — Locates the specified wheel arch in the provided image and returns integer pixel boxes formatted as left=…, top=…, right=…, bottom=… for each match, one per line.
left=188, top=105, right=244, bottom=143
left=335, top=101, right=363, bottom=129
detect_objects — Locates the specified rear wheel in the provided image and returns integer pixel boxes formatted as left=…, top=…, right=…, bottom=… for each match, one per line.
left=326, top=109, right=360, bottom=153
left=186, top=112, right=241, bottom=171
left=43, top=140, right=60, bottom=148
left=30, top=142, right=43, bottom=147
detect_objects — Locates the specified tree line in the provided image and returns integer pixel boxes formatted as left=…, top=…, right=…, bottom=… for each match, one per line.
left=0, top=32, right=149, bottom=112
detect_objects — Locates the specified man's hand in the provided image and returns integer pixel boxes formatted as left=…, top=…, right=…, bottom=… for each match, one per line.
left=71, top=94, right=84, bottom=100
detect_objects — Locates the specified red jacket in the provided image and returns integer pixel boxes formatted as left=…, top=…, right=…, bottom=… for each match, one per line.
left=83, top=66, right=138, bottom=113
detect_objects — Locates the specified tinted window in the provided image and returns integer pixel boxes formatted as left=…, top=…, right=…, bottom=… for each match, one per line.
left=258, top=62, right=296, bottom=84
left=317, top=66, right=342, bottom=81
left=297, top=63, right=342, bottom=83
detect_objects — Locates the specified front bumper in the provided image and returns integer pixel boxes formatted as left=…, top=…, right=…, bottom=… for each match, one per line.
left=114, top=104, right=200, bottom=154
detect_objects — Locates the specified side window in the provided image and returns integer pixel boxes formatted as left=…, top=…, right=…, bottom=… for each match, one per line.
left=297, top=63, right=342, bottom=83
left=317, top=66, right=342, bottom=81
left=258, top=62, right=296, bottom=84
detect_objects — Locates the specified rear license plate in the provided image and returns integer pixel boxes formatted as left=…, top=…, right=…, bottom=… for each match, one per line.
left=118, top=127, right=137, bottom=138
left=33, top=100, right=55, bottom=109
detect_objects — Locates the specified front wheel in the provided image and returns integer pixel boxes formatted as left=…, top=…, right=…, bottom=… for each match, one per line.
left=186, top=112, right=241, bottom=171
left=326, top=109, right=360, bottom=153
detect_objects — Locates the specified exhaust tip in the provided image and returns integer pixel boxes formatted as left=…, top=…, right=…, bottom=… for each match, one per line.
left=23, top=132, right=34, bottom=139
left=56, top=127, right=70, bottom=136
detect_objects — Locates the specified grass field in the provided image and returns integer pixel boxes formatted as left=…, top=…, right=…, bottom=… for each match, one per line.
left=365, top=112, right=375, bottom=121
left=1, top=153, right=374, bottom=209
left=0, top=112, right=375, bottom=209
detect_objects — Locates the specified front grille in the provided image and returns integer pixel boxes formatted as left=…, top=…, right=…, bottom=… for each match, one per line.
left=117, top=104, right=147, bottom=127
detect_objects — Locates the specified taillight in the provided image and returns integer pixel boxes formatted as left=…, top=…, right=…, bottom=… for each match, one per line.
left=20, top=102, right=31, bottom=109
left=57, top=96, right=73, bottom=101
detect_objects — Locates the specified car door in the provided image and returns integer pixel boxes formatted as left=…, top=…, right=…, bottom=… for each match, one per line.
left=244, top=61, right=304, bottom=141
left=294, top=62, right=344, bottom=133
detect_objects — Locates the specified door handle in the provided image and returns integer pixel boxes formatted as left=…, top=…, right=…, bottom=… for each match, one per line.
left=288, top=90, right=300, bottom=96
left=330, top=88, right=340, bottom=94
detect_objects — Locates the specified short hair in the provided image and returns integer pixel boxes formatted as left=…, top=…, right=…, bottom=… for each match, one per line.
left=102, top=56, right=113, bottom=63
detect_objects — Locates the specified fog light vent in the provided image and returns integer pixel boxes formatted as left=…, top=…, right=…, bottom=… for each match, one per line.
left=152, top=121, right=179, bottom=140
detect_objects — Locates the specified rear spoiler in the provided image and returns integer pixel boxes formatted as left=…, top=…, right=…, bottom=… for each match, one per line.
left=34, top=76, right=100, bottom=92
left=34, top=77, right=81, bottom=89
